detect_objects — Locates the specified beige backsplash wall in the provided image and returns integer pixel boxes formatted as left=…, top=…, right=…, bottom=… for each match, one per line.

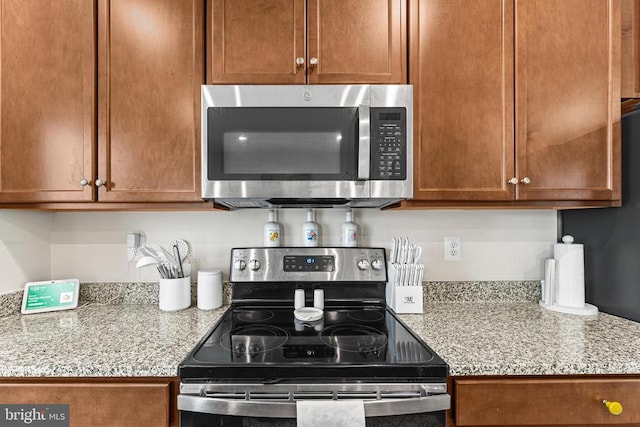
left=0, top=211, right=51, bottom=293
left=0, top=209, right=557, bottom=292
left=46, top=209, right=556, bottom=287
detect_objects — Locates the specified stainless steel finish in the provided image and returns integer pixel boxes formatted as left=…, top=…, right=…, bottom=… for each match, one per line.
left=370, top=85, right=413, bottom=202
left=178, top=382, right=450, bottom=418
left=358, top=105, right=370, bottom=180
left=520, top=176, right=531, bottom=185
left=508, top=177, right=518, bottom=185
left=95, top=179, right=105, bottom=187
left=295, top=57, right=305, bottom=66
left=201, top=85, right=413, bottom=209
left=80, top=178, right=89, bottom=187
left=309, top=57, right=319, bottom=67
left=229, top=247, right=386, bottom=282
left=371, top=259, right=384, bottom=270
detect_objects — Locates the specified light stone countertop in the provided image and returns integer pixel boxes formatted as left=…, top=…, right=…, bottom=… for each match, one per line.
left=399, top=302, right=640, bottom=376
left=1, top=281, right=639, bottom=377
left=0, top=304, right=226, bottom=377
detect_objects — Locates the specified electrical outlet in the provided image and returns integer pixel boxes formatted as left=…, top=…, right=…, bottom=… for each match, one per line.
left=444, top=236, right=461, bottom=261
left=127, top=232, right=141, bottom=261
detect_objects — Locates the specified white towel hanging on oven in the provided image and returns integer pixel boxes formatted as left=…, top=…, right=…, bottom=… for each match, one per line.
left=296, top=399, right=365, bottom=427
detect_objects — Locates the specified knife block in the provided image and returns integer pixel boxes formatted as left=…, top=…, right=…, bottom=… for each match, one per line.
left=386, top=283, right=423, bottom=314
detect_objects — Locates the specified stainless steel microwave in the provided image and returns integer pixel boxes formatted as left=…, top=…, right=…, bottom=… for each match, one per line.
left=201, top=85, right=413, bottom=209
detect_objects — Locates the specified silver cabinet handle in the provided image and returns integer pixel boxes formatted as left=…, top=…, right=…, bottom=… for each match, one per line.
left=520, top=177, right=531, bottom=185
left=295, top=57, right=305, bottom=67
left=508, top=177, right=518, bottom=185
left=95, top=179, right=105, bottom=187
left=309, top=57, right=319, bottom=67
left=80, top=178, right=89, bottom=187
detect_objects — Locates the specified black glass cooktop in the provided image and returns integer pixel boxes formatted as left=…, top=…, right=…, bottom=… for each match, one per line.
left=179, top=305, right=448, bottom=381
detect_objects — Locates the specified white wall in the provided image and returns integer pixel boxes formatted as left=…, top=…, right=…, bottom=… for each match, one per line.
left=47, top=209, right=557, bottom=285
left=0, top=211, right=52, bottom=293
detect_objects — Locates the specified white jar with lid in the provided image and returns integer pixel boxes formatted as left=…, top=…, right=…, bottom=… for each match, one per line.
left=197, top=270, right=222, bottom=310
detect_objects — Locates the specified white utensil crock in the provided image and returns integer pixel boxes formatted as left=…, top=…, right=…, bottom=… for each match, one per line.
left=159, top=276, right=191, bottom=311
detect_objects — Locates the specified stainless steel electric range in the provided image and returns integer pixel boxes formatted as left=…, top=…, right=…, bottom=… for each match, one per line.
left=178, top=247, right=449, bottom=426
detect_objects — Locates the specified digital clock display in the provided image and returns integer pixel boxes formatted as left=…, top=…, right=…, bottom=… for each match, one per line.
left=283, top=255, right=335, bottom=272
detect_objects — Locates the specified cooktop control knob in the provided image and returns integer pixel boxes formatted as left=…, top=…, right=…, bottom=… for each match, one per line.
left=371, top=259, right=384, bottom=270
left=248, top=259, right=261, bottom=271
left=357, top=259, right=370, bottom=270
left=234, top=259, right=247, bottom=271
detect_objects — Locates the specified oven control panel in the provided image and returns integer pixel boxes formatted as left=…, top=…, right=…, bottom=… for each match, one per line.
left=230, top=247, right=387, bottom=282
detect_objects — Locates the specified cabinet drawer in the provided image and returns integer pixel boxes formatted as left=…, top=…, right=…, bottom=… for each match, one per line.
left=0, top=382, right=170, bottom=427
left=454, top=377, right=640, bottom=426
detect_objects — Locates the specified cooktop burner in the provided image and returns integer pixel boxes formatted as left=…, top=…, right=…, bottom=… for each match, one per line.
left=319, top=324, right=387, bottom=353
left=220, top=325, right=288, bottom=355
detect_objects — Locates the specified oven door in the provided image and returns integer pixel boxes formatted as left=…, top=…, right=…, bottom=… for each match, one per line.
left=178, top=382, right=449, bottom=427
left=201, top=85, right=371, bottom=201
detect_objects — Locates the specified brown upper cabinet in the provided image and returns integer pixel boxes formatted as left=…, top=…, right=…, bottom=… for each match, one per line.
left=0, top=0, right=204, bottom=205
left=97, top=0, right=204, bottom=202
left=207, top=0, right=407, bottom=84
left=0, top=0, right=95, bottom=203
left=410, top=0, right=621, bottom=205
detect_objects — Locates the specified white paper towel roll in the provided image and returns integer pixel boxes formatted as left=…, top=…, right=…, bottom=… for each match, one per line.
left=553, top=241, right=585, bottom=308
left=296, top=400, right=365, bottom=427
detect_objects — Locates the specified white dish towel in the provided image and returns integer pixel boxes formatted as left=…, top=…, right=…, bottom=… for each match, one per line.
left=296, top=400, right=365, bottom=427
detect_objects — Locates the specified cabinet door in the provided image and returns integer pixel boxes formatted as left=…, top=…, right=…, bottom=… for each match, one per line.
left=98, top=0, right=203, bottom=202
left=455, top=377, right=640, bottom=426
left=0, top=0, right=95, bottom=202
left=307, top=0, right=406, bottom=84
left=207, top=0, right=306, bottom=84
left=515, top=0, right=621, bottom=201
left=622, top=0, right=640, bottom=98
left=0, top=382, right=171, bottom=427
left=410, top=0, right=515, bottom=201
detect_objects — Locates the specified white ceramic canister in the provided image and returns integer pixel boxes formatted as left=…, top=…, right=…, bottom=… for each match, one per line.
left=197, top=270, right=223, bottom=310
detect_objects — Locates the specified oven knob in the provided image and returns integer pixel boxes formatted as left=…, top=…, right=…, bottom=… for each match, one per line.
left=371, top=259, right=384, bottom=270
left=357, top=259, right=370, bottom=270
left=234, top=259, right=247, bottom=271
left=249, top=259, right=261, bottom=271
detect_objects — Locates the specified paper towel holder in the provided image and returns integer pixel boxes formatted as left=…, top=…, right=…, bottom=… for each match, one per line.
left=539, top=235, right=598, bottom=316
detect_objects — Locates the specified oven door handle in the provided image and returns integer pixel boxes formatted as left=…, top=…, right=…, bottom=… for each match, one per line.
left=357, top=105, right=370, bottom=180
left=178, top=393, right=450, bottom=418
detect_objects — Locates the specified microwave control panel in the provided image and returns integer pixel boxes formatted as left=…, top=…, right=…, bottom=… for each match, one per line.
left=370, top=107, right=407, bottom=180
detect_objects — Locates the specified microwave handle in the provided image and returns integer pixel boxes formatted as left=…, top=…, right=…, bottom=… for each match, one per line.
left=357, top=105, right=370, bottom=180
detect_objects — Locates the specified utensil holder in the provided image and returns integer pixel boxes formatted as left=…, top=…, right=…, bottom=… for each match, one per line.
left=159, top=276, right=191, bottom=312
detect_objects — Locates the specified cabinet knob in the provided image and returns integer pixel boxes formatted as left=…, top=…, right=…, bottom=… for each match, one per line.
left=309, top=57, right=319, bottom=67
left=95, top=178, right=105, bottom=187
left=520, top=177, right=531, bottom=185
left=508, top=177, right=518, bottom=185
left=79, top=178, right=89, bottom=187
left=295, top=57, right=305, bottom=67
left=603, top=400, right=623, bottom=415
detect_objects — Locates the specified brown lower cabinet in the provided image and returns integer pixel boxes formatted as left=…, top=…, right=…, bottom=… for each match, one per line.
left=450, top=376, right=640, bottom=426
left=0, top=377, right=179, bottom=427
